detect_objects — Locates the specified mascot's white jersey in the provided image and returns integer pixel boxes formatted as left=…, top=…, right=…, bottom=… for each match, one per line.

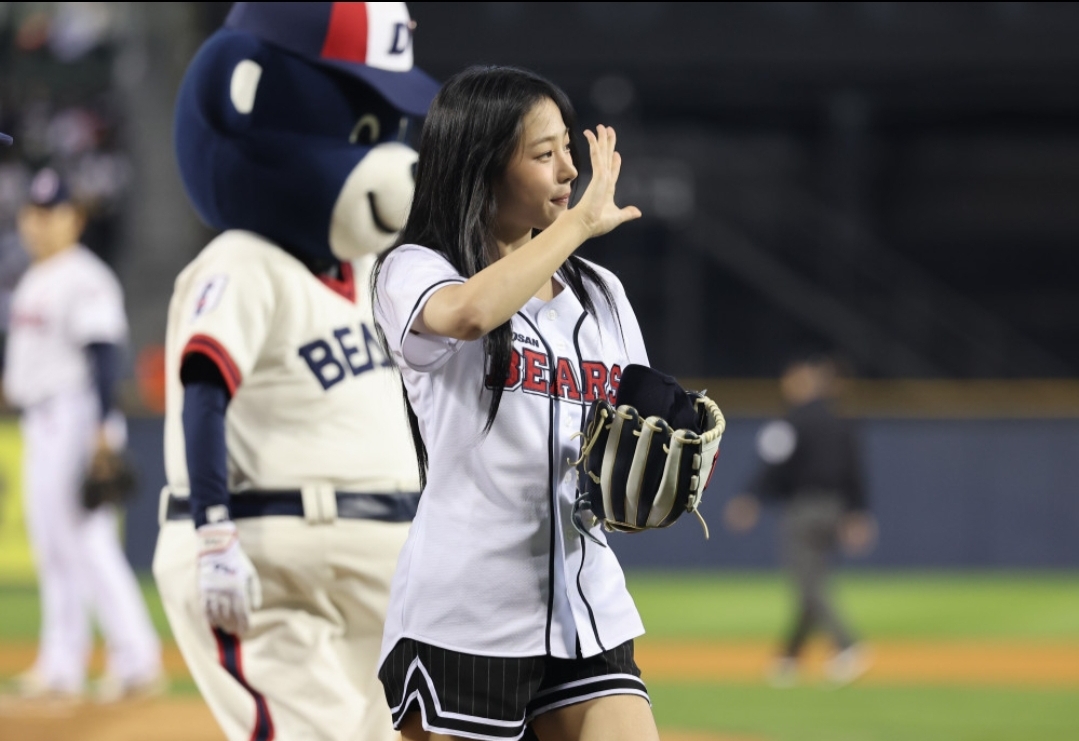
left=163, top=230, right=418, bottom=494
left=375, top=244, right=648, bottom=662
left=4, top=245, right=126, bottom=408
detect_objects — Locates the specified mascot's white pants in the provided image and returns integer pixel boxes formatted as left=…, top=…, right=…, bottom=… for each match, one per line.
left=21, top=390, right=161, bottom=691
left=152, top=511, right=407, bottom=741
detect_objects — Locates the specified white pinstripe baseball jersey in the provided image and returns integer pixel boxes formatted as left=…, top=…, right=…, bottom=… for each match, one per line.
left=375, top=244, right=648, bottom=662
left=4, top=245, right=127, bottom=408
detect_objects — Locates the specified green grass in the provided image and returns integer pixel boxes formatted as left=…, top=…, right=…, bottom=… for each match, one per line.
left=3, top=572, right=1078, bottom=740
left=650, top=683, right=1079, bottom=741
left=626, top=572, right=1079, bottom=740
left=2, top=571, right=1077, bottom=643
left=625, top=571, right=1079, bottom=641
left=0, top=577, right=173, bottom=642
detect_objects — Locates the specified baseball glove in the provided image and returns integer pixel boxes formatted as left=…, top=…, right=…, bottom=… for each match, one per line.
left=82, top=448, right=138, bottom=510
left=572, top=364, right=725, bottom=543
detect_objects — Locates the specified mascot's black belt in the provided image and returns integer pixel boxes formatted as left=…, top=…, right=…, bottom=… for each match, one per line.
left=165, top=490, right=420, bottom=523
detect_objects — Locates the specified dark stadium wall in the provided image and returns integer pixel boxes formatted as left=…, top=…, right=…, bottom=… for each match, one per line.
left=121, top=417, right=1079, bottom=570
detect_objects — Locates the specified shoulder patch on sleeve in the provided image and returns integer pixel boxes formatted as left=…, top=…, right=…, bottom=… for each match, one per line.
left=191, top=274, right=229, bottom=321
left=756, top=419, right=797, bottom=464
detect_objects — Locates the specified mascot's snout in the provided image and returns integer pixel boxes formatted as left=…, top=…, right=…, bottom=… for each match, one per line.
left=332, top=141, right=418, bottom=259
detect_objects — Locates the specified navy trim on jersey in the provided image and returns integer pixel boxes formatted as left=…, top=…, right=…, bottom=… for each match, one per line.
left=399, top=277, right=466, bottom=349
left=572, top=311, right=605, bottom=652
left=213, top=628, right=275, bottom=741
left=515, top=310, right=559, bottom=656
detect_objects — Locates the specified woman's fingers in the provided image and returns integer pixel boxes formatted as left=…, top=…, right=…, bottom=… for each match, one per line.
left=577, top=124, right=639, bottom=235
left=610, top=150, right=623, bottom=189
left=584, top=129, right=600, bottom=176
left=585, top=125, right=622, bottom=179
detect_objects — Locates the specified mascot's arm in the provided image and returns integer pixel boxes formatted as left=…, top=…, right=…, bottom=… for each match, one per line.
left=182, top=352, right=264, bottom=636
left=180, top=353, right=231, bottom=527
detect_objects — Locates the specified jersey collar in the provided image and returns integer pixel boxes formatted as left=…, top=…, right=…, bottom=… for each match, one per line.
left=317, top=260, right=356, bottom=303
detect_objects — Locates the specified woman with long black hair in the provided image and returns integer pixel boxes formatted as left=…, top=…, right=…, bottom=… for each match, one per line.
left=373, top=66, right=657, bottom=741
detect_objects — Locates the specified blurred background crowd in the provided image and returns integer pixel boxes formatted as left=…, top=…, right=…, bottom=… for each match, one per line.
left=3, top=2, right=1079, bottom=388
left=0, top=0, right=1073, bottom=564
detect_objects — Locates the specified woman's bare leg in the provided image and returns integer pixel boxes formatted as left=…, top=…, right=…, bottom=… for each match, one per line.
left=400, top=710, right=467, bottom=741
left=530, top=694, right=659, bottom=741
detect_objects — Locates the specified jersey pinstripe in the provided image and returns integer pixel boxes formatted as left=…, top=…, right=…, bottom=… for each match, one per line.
left=375, top=244, right=648, bottom=663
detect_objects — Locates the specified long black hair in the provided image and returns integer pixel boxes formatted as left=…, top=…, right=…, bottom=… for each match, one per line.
left=373, top=65, right=619, bottom=488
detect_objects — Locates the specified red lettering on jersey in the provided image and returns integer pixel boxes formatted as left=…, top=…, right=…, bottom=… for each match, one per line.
left=609, top=364, right=623, bottom=403
left=553, top=357, right=582, bottom=400
left=581, top=362, right=608, bottom=403
left=521, top=349, right=549, bottom=394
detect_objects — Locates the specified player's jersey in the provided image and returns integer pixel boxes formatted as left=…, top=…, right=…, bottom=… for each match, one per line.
left=163, top=230, right=419, bottom=495
left=4, top=245, right=127, bottom=408
left=375, top=244, right=648, bottom=662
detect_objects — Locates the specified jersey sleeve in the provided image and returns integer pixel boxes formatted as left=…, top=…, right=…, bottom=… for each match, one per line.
left=375, top=244, right=466, bottom=372
left=68, top=268, right=127, bottom=346
left=171, top=246, right=276, bottom=394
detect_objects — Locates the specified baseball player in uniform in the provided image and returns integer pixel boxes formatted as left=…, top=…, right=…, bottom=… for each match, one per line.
left=150, top=4, right=437, bottom=740
left=373, top=67, right=659, bottom=741
left=4, top=168, right=163, bottom=701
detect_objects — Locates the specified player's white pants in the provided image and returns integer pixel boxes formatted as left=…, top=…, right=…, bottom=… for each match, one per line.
left=153, top=513, right=408, bottom=741
left=21, top=390, right=162, bottom=691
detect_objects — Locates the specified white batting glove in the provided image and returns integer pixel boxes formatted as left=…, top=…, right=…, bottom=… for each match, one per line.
left=196, top=522, right=263, bottom=636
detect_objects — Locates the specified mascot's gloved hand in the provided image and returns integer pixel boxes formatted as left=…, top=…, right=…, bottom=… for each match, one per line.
left=197, top=522, right=263, bottom=636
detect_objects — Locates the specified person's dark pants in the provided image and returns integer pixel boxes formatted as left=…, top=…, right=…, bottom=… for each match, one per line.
left=779, top=492, right=855, bottom=657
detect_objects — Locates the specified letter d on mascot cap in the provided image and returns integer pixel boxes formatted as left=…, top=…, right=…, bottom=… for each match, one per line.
left=175, top=2, right=440, bottom=262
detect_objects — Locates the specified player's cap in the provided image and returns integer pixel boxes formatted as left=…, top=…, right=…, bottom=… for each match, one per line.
left=0, top=133, right=12, bottom=146
left=27, top=168, right=72, bottom=208
left=225, top=2, right=439, bottom=116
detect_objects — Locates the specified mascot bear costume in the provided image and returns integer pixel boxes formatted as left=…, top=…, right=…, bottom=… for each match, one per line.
left=152, top=4, right=437, bottom=740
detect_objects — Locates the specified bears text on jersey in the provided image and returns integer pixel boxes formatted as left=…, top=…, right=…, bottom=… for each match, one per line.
left=299, top=321, right=392, bottom=390
left=488, top=347, right=622, bottom=405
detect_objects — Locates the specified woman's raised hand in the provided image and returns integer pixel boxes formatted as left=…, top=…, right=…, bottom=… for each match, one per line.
left=572, top=125, right=641, bottom=238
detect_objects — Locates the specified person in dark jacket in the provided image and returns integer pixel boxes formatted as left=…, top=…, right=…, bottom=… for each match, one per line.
left=724, top=354, right=876, bottom=686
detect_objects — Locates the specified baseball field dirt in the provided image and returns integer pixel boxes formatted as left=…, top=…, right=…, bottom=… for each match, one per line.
left=0, top=695, right=763, bottom=741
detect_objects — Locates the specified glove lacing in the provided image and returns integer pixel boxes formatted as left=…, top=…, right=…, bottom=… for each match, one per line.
left=569, top=405, right=613, bottom=546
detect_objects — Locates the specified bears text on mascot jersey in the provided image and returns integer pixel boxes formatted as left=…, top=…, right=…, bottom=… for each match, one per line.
left=151, top=4, right=437, bottom=741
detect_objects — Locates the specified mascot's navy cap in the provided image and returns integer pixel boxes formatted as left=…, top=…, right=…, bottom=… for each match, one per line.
left=225, top=2, right=439, bottom=116
left=175, top=1, right=438, bottom=261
